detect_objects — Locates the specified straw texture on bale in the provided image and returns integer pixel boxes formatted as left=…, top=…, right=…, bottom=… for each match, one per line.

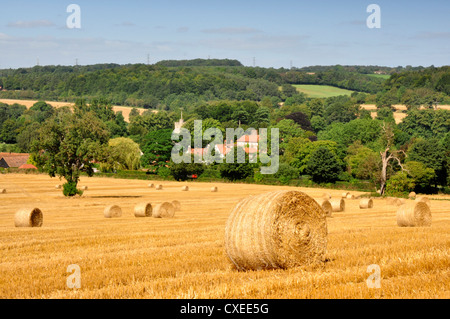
left=148, top=183, right=154, bottom=188
left=171, top=200, right=181, bottom=211
left=408, top=192, right=416, bottom=199
left=156, top=185, right=163, bottom=190
left=104, top=205, right=122, bottom=218
left=134, top=202, right=152, bottom=218
left=181, top=186, right=189, bottom=191
left=153, top=202, right=175, bottom=218
left=330, top=198, right=345, bottom=212
left=225, top=190, right=328, bottom=271
left=315, top=199, right=332, bottom=217
left=14, top=208, right=43, bottom=227
left=342, top=192, right=349, bottom=198
left=211, top=186, right=218, bottom=192
left=416, top=197, right=430, bottom=204
left=359, top=198, right=374, bottom=209
left=396, top=202, right=432, bottom=227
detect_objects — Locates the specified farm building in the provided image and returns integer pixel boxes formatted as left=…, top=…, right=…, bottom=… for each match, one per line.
left=0, top=153, right=30, bottom=169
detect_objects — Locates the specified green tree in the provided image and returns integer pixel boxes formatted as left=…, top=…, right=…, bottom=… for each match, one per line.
left=219, top=147, right=255, bottom=181
left=102, top=137, right=141, bottom=171
left=306, top=146, right=342, bottom=183
left=140, top=129, right=174, bottom=168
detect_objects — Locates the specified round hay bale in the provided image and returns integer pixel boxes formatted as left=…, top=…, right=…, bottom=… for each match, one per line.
left=148, top=183, right=154, bottom=188
left=134, top=202, right=152, bottom=218
left=211, top=186, right=218, bottom=192
left=396, top=202, right=431, bottom=227
left=387, top=197, right=403, bottom=206
left=181, top=186, right=189, bottom=191
left=171, top=200, right=181, bottom=211
left=14, top=208, right=43, bottom=227
left=342, top=192, right=349, bottom=198
left=322, top=193, right=332, bottom=200
left=330, top=198, right=345, bottom=212
left=315, top=199, right=332, bottom=217
left=55, top=185, right=61, bottom=189
left=104, top=205, right=122, bottom=218
left=408, top=192, right=416, bottom=199
left=0, top=188, right=6, bottom=194
left=359, top=198, right=374, bottom=209
left=155, top=185, right=163, bottom=190
left=81, top=186, right=88, bottom=191
left=346, top=194, right=355, bottom=200
left=225, top=190, right=327, bottom=271
left=416, top=197, right=430, bottom=204
left=153, top=202, right=175, bottom=218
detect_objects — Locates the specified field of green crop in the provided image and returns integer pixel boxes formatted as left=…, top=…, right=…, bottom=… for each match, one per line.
left=293, top=85, right=355, bottom=98
left=367, top=74, right=391, bottom=80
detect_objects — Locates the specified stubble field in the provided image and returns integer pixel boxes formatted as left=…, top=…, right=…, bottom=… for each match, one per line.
left=0, top=174, right=449, bottom=299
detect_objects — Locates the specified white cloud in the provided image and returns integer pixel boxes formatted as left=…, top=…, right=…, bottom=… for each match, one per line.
left=7, top=20, right=55, bottom=28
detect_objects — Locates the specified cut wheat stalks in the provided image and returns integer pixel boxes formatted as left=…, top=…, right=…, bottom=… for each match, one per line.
left=330, top=198, right=345, bottom=212
left=14, top=208, right=43, bottom=227
left=359, top=198, right=374, bottom=209
left=153, top=202, right=176, bottom=218
left=211, top=186, right=218, bottom=192
left=415, top=196, right=430, bottom=204
left=181, top=186, right=189, bottom=191
left=104, top=205, right=122, bottom=218
left=396, top=202, right=432, bottom=227
left=315, top=198, right=332, bottom=217
left=134, top=202, right=152, bottom=218
left=171, top=200, right=181, bottom=211
left=155, top=185, right=163, bottom=190
left=225, top=190, right=327, bottom=271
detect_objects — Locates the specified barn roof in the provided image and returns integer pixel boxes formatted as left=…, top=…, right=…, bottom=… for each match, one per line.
left=0, top=153, right=30, bottom=168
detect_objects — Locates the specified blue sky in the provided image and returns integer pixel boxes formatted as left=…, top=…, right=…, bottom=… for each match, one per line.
left=0, top=0, right=449, bottom=69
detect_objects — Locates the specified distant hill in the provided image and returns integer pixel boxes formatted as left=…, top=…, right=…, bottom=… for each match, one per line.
left=155, top=58, right=243, bottom=67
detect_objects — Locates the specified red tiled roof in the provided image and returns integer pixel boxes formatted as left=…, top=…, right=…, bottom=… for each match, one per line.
left=0, top=153, right=30, bottom=168
left=18, top=163, right=37, bottom=170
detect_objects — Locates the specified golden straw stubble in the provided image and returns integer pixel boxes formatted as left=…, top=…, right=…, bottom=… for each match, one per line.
left=225, top=190, right=327, bottom=271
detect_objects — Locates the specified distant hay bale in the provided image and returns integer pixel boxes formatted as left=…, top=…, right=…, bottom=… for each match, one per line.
left=153, top=202, right=175, bottom=218
left=330, top=198, right=345, bottom=212
left=322, top=193, right=331, bottom=200
left=81, top=186, right=88, bottom=191
left=346, top=194, right=355, bottom=200
left=181, top=186, right=189, bottom=191
left=387, top=197, right=403, bottom=206
left=315, top=199, right=332, bottom=217
left=155, top=185, right=163, bottom=190
left=408, top=192, right=417, bottom=199
left=55, top=185, right=61, bottom=189
left=416, top=197, right=430, bottom=204
left=0, top=188, right=6, bottom=194
left=342, top=192, right=349, bottom=198
left=14, top=208, right=43, bottom=227
left=104, top=205, right=122, bottom=218
left=211, top=186, right=218, bottom=192
left=359, top=198, right=374, bottom=209
left=171, top=200, right=181, bottom=211
left=148, top=183, right=154, bottom=188
left=134, top=202, right=152, bottom=218
left=225, top=190, right=327, bottom=271
left=396, top=202, right=432, bottom=227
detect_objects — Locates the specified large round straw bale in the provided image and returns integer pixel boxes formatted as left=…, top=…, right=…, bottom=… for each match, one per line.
left=408, top=192, right=416, bottom=199
left=155, top=185, right=163, bottom=190
left=315, top=199, right=332, bottom=217
left=181, top=186, right=189, bottom=191
left=171, top=200, right=181, bottom=211
left=330, top=198, right=345, bottom=212
left=14, top=208, right=43, bottom=227
left=416, top=196, right=430, bottom=204
left=346, top=194, right=355, bottom=200
left=396, top=202, right=431, bottom=227
left=342, top=192, right=349, bottom=198
left=134, top=202, right=152, bottom=218
left=359, top=198, right=373, bottom=209
left=211, top=186, right=218, bottom=192
left=104, top=205, right=122, bottom=218
left=148, top=183, right=155, bottom=188
left=225, top=190, right=327, bottom=271
left=153, top=202, right=175, bottom=218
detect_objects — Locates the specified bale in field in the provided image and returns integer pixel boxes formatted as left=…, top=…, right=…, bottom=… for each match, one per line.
left=14, top=208, right=43, bottom=227
left=181, top=186, right=189, bottom=191
left=387, top=197, right=403, bottom=206
left=315, top=199, right=332, bottom=217
left=148, top=183, right=154, bottom=188
left=171, top=200, right=181, bottom=211
left=211, top=186, right=218, bottom=192
left=359, top=198, right=374, bottom=209
left=322, top=193, right=331, bottom=200
left=396, top=202, right=431, bottom=227
left=225, top=190, right=327, bottom=271
left=346, top=194, right=355, bottom=200
left=134, top=202, right=152, bottom=218
left=104, top=205, right=122, bottom=218
left=81, top=186, right=88, bottom=191
left=55, top=185, right=61, bottom=189
left=408, top=192, right=416, bottom=199
left=342, top=192, right=349, bottom=198
left=153, top=202, right=175, bottom=218
left=0, top=188, right=6, bottom=194
left=330, top=198, right=345, bottom=212
left=416, top=197, right=430, bottom=204
left=155, top=185, right=163, bottom=190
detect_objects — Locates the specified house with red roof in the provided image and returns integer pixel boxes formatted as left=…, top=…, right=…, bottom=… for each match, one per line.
left=0, top=153, right=30, bottom=169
